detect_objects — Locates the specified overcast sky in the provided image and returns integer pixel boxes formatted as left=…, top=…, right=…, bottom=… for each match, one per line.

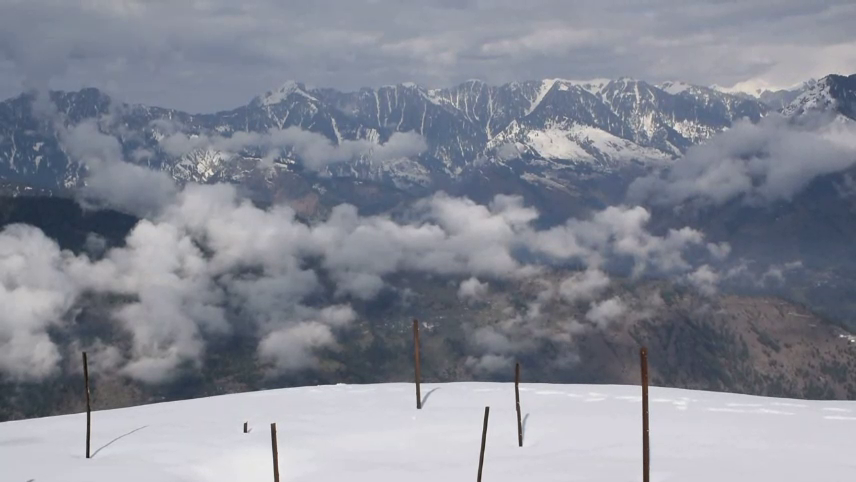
left=1, top=0, right=855, bottom=112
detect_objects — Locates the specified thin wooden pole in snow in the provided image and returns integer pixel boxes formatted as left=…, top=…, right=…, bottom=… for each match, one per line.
left=270, top=423, right=280, bottom=482
left=413, top=319, right=422, bottom=410
left=641, top=347, right=650, bottom=482
left=83, top=351, right=91, bottom=459
left=477, top=406, right=490, bottom=482
left=514, top=362, right=523, bottom=447
left=243, top=421, right=248, bottom=434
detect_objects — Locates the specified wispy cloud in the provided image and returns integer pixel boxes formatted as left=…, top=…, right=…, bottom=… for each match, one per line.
left=159, top=127, right=427, bottom=172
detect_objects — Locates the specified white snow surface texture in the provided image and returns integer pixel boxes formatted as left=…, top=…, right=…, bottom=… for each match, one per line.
left=1, top=382, right=853, bottom=481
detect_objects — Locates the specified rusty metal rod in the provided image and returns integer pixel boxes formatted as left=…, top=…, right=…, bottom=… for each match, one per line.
left=271, top=423, right=280, bottom=482
left=641, top=347, right=650, bottom=482
left=515, top=362, right=523, bottom=447
left=477, top=406, right=490, bottom=482
left=83, top=352, right=91, bottom=460
left=413, top=319, right=422, bottom=410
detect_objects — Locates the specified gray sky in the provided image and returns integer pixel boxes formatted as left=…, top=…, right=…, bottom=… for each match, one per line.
left=1, top=0, right=855, bottom=112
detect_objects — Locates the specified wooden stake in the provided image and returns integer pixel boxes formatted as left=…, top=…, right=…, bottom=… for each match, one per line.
left=514, top=362, right=523, bottom=447
left=413, top=319, right=422, bottom=410
left=243, top=421, right=248, bottom=434
left=640, top=347, right=650, bottom=482
left=477, top=406, right=490, bottom=482
left=270, top=423, right=280, bottom=482
left=83, top=351, right=91, bottom=460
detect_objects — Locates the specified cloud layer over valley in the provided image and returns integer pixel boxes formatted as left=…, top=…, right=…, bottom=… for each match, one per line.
left=0, top=102, right=730, bottom=383
left=0, top=181, right=720, bottom=382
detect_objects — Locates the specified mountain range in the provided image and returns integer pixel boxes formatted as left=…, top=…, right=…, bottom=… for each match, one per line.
left=2, top=73, right=853, bottom=212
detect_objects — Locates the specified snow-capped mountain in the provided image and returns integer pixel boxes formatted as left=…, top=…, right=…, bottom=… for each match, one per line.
left=781, top=74, right=856, bottom=119
left=707, top=79, right=826, bottom=113
left=756, top=80, right=818, bottom=110
left=0, top=74, right=850, bottom=204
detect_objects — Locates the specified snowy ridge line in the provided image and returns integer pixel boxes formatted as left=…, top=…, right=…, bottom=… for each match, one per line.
left=2, top=382, right=856, bottom=481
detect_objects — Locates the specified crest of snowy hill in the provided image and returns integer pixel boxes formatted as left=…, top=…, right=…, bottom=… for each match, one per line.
left=0, top=73, right=852, bottom=200
left=2, top=382, right=855, bottom=482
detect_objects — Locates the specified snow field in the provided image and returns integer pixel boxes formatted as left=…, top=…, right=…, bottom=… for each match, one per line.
left=1, top=382, right=855, bottom=482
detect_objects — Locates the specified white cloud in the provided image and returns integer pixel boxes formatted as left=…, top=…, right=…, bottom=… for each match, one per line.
left=721, top=259, right=804, bottom=288
left=0, top=156, right=719, bottom=383
left=559, top=269, right=610, bottom=303
left=159, top=127, right=427, bottom=172
left=629, top=114, right=856, bottom=207
left=465, top=354, right=514, bottom=375
left=458, top=277, right=489, bottom=300
left=259, top=322, right=336, bottom=373
left=471, top=326, right=516, bottom=355
left=585, top=297, right=627, bottom=328
left=687, top=264, right=720, bottom=296
left=707, top=242, right=732, bottom=261
left=53, top=117, right=179, bottom=218
left=80, top=161, right=179, bottom=218
left=528, top=205, right=706, bottom=276
left=762, top=261, right=804, bottom=285
left=0, top=225, right=82, bottom=381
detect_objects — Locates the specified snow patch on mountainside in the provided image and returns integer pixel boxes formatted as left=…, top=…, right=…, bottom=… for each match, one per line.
left=671, top=119, right=720, bottom=143
left=659, top=81, right=694, bottom=95
left=491, top=121, right=670, bottom=166
left=520, top=171, right=574, bottom=191
left=570, top=125, right=671, bottom=163
left=782, top=80, right=838, bottom=117
left=525, top=79, right=560, bottom=116
left=379, top=156, right=433, bottom=187
left=563, top=78, right=611, bottom=95
left=421, top=88, right=447, bottom=107
left=173, top=149, right=234, bottom=183
left=525, top=127, right=594, bottom=160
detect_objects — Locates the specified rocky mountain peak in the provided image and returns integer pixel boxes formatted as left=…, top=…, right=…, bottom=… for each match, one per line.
left=782, top=74, right=856, bottom=120
left=254, top=80, right=318, bottom=106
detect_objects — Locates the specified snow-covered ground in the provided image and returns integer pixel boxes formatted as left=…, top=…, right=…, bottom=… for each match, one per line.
left=1, top=382, right=854, bottom=481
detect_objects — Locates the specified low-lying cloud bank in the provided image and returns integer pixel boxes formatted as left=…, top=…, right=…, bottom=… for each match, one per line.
left=628, top=113, right=856, bottom=207
left=1, top=99, right=764, bottom=384
left=156, top=124, right=428, bottom=172
left=0, top=179, right=723, bottom=382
